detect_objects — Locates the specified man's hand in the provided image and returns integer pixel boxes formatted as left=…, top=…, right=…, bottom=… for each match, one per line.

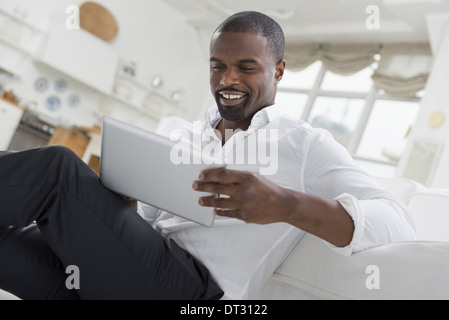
left=192, top=167, right=291, bottom=224
left=192, top=167, right=354, bottom=247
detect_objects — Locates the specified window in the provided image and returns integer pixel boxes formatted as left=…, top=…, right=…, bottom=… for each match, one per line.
left=280, top=61, right=322, bottom=90
left=275, top=92, right=308, bottom=118
left=321, top=67, right=373, bottom=93
left=276, top=61, right=322, bottom=118
left=356, top=99, right=420, bottom=162
left=307, top=96, right=365, bottom=147
left=276, top=61, right=422, bottom=178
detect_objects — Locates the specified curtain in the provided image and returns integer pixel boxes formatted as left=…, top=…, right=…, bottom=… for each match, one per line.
left=371, top=43, right=433, bottom=98
left=284, top=43, right=321, bottom=71
left=284, top=42, right=433, bottom=98
left=284, top=43, right=380, bottom=74
left=320, top=44, right=380, bottom=75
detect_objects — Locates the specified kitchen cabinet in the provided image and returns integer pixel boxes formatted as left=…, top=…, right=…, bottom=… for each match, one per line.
left=36, top=22, right=120, bottom=95
left=35, top=22, right=174, bottom=120
left=0, top=5, right=47, bottom=77
left=0, top=98, right=23, bottom=150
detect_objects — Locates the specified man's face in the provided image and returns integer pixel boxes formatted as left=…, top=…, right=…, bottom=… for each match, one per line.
left=209, top=32, right=285, bottom=123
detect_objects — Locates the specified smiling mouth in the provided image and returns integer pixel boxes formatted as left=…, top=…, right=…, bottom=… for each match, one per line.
left=218, top=91, right=248, bottom=106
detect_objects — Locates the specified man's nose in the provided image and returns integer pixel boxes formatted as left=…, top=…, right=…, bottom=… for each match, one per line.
left=220, top=68, right=240, bottom=86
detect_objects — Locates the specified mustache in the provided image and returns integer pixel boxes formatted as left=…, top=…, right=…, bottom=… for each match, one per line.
left=216, top=87, right=249, bottom=95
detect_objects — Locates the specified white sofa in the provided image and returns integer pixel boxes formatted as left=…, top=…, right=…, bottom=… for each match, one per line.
left=258, top=177, right=449, bottom=300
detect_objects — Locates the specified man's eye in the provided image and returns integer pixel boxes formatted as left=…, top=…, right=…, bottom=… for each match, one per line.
left=212, top=65, right=225, bottom=70
left=240, top=66, right=255, bottom=71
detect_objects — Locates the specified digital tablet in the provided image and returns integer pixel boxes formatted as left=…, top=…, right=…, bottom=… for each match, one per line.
left=99, top=116, right=224, bottom=227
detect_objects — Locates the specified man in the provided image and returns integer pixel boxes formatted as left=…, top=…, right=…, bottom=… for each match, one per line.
left=0, top=11, right=416, bottom=300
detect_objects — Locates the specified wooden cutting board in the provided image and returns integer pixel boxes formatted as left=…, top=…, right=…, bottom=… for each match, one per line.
left=79, top=1, right=119, bottom=41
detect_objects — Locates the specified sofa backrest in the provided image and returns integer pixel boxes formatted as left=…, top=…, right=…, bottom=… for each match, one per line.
left=375, top=176, right=449, bottom=242
left=374, top=176, right=425, bottom=206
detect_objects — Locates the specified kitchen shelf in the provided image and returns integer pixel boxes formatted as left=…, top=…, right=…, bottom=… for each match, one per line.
left=0, top=61, right=20, bottom=78
left=0, top=7, right=47, bottom=33
left=106, top=92, right=162, bottom=121
left=36, top=24, right=119, bottom=97
left=116, top=72, right=178, bottom=105
left=116, top=72, right=150, bottom=90
left=112, top=69, right=185, bottom=121
left=0, top=34, right=33, bottom=55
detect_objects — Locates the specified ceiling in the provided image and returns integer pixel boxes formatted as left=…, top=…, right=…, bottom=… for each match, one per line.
left=165, top=0, right=449, bottom=44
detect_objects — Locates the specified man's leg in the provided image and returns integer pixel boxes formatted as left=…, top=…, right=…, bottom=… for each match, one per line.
left=0, top=146, right=223, bottom=300
left=0, top=224, right=80, bottom=300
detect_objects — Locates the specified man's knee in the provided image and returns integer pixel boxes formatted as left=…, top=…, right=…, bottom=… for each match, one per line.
left=37, top=146, right=86, bottom=181
left=40, top=146, right=79, bottom=163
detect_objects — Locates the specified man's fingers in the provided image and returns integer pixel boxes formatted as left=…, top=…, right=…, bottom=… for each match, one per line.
left=192, top=181, right=237, bottom=196
left=214, top=208, right=241, bottom=220
left=198, top=195, right=236, bottom=209
left=199, top=167, right=243, bottom=184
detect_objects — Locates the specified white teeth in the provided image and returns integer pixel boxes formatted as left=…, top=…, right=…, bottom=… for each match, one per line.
left=221, top=93, right=244, bottom=99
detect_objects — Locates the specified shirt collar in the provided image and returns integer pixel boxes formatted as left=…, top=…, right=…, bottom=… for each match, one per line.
left=204, top=104, right=281, bottom=131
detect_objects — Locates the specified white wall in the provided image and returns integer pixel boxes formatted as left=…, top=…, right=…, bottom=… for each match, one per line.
left=397, top=14, right=449, bottom=188
left=0, top=0, right=212, bottom=130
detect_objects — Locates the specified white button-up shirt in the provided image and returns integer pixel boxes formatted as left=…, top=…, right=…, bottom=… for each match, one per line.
left=138, top=104, right=417, bottom=300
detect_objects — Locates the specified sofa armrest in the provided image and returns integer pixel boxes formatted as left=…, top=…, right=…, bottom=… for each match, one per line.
left=270, top=233, right=449, bottom=300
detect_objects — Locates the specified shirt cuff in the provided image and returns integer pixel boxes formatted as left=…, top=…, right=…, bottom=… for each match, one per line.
left=324, top=193, right=365, bottom=256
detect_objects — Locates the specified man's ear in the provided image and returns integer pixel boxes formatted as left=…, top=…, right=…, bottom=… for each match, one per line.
left=275, top=60, right=286, bottom=84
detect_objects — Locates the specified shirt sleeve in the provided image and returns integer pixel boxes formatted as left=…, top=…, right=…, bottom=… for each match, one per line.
left=303, top=129, right=417, bottom=256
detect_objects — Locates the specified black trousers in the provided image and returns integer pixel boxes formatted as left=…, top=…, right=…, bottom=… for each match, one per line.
left=0, top=146, right=223, bottom=300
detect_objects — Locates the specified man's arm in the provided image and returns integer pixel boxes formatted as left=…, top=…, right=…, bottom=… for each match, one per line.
left=193, top=167, right=355, bottom=247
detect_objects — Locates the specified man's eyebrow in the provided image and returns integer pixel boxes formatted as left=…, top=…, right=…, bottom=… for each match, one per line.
left=209, top=57, right=259, bottom=64
left=238, top=59, right=258, bottom=64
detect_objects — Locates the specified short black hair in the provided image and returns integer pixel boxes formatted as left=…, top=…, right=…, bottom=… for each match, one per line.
left=213, top=11, right=285, bottom=64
